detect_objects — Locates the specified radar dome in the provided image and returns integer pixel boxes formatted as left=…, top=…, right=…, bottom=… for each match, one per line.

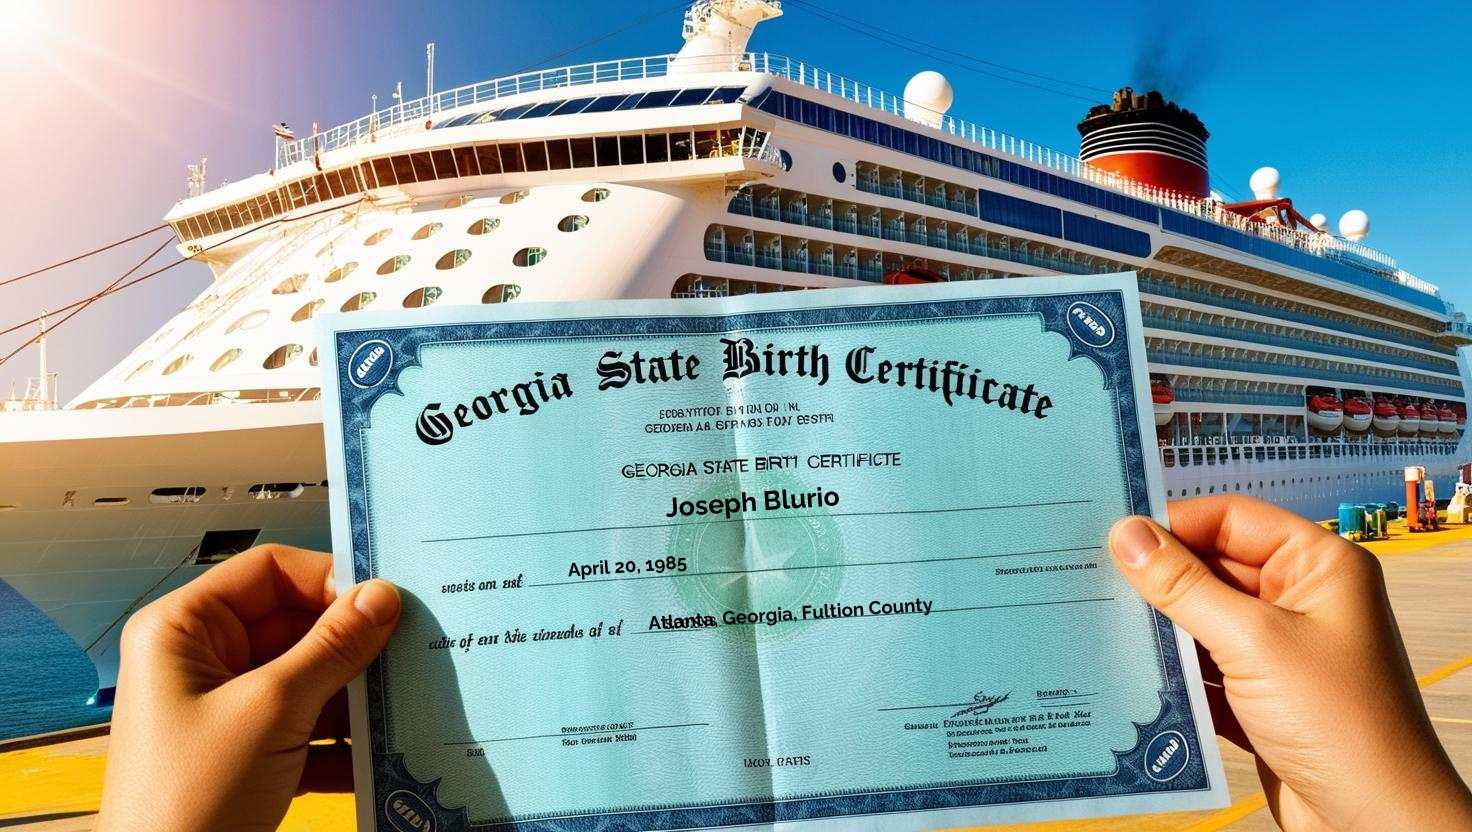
left=1339, top=209, right=1370, bottom=241
left=1308, top=213, right=1328, bottom=231
left=903, top=71, right=953, bottom=128
left=1249, top=166, right=1280, bottom=200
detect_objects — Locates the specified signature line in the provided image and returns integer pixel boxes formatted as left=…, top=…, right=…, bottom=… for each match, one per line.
left=445, top=722, right=709, bottom=745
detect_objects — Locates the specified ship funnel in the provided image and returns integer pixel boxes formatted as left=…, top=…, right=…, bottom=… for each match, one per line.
left=670, top=0, right=782, bottom=74
left=902, top=71, right=953, bottom=128
left=1077, top=87, right=1210, bottom=197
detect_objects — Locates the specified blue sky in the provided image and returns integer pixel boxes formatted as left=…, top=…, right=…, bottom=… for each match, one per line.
left=1, top=0, right=1468, bottom=397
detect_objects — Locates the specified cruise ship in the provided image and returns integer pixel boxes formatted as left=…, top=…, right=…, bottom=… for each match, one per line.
left=3, top=0, right=1468, bottom=707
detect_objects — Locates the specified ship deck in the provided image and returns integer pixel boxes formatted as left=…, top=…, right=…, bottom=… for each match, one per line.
left=3, top=522, right=1470, bottom=831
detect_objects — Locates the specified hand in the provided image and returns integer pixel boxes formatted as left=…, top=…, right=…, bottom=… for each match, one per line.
left=96, top=545, right=401, bottom=832
left=1109, top=496, right=1472, bottom=831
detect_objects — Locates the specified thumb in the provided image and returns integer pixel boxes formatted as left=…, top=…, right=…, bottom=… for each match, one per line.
left=258, top=579, right=401, bottom=710
left=1108, top=516, right=1263, bottom=654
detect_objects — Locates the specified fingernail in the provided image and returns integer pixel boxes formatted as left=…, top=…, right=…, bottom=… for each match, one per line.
left=353, top=580, right=400, bottom=626
left=1112, top=517, right=1160, bottom=568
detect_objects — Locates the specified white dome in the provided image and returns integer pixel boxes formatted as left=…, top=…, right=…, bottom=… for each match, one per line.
left=1308, top=212, right=1328, bottom=231
left=1249, top=166, right=1280, bottom=200
left=903, top=71, right=953, bottom=126
left=1339, top=209, right=1370, bottom=241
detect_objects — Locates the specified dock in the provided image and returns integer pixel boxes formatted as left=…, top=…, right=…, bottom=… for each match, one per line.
left=3, top=520, right=1469, bottom=831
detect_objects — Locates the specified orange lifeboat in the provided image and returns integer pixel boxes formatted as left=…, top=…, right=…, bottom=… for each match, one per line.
left=1398, top=401, right=1421, bottom=435
left=1151, top=378, right=1175, bottom=427
left=1372, top=397, right=1400, bottom=434
left=1306, top=392, right=1343, bottom=433
left=882, top=267, right=944, bottom=285
left=1420, top=401, right=1441, bottom=435
left=1343, top=395, right=1372, bottom=432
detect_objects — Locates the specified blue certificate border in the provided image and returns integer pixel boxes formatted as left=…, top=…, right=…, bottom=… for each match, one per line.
left=332, top=288, right=1211, bottom=831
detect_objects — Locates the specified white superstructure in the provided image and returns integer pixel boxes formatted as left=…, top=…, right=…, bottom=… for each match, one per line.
left=3, top=0, right=1468, bottom=705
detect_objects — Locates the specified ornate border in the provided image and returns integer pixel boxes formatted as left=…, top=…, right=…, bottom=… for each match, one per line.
left=333, top=289, right=1209, bottom=831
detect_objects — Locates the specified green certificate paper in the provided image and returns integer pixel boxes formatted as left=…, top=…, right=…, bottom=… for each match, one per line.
left=319, top=275, right=1226, bottom=831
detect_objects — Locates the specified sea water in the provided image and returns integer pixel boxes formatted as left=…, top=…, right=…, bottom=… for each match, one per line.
left=0, top=581, right=109, bottom=741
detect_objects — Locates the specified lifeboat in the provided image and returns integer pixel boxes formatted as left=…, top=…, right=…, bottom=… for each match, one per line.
left=882, top=267, right=944, bottom=285
left=1372, top=398, right=1400, bottom=433
left=1151, top=378, right=1175, bottom=427
left=1440, top=405, right=1457, bottom=434
left=1457, top=404, right=1467, bottom=433
left=1398, top=402, right=1420, bottom=435
left=1342, top=395, right=1372, bottom=432
left=1306, top=392, right=1344, bottom=433
left=1420, top=402, right=1440, bottom=435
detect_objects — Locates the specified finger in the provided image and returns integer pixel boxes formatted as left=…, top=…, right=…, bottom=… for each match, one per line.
left=1109, top=515, right=1272, bottom=655
left=247, top=609, right=322, bottom=667
left=297, top=742, right=356, bottom=794
left=1166, top=496, right=1317, bottom=569
left=1198, top=644, right=1253, bottom=753
left=255, top=579, right=401, bottom=710
left=171, top=545, right=336, bottom=626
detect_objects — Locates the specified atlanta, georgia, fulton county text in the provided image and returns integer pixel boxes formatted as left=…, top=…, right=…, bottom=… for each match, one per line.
left=320, top=276, right=1226, bottom=831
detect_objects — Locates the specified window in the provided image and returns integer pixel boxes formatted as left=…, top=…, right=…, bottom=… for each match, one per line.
left=445, top=193, right=474, bottom=208
left=436, top=249, right=471, bottom=270
left=558, top=215, right=589, bottom=232
left=618, top=136, right=644, bottom=165
left=291, top=299, right=325, bottom=322
left=475, top=144, right=501, bottom=175
left=211, top=348, right=242, bottom=371
left=377, top=255, right=411, bottom=275
left=522, top=100, right=562, bottom=119
left=482, top=284, right=522, bottom=303
left=411, top=152, right=436, bottom=181
left=551, top=97, right=596, bottom=115
left=500, top=189, right=529, bottom=205
left=341, top=291, right=376, bottom=312
left=582, top=187, right=611, bottom=203
left=272, top=274, right=308, bottom=294
left=413, top=222, right=443, bottom=240
left=309, top=347, right=318, bottom=366
left=325, top=261, right=358, bottom=283
left=262, top=344, right=304, bottom=369
left=227, top=309, right=269, bottom=332
left=645, top=133, right=669, bottom=163
left=595, top=136, right=619, bottom=166
left=582, top=94, right=630, bottom=113
left=670, top=132, right=694, bottom=161
left=403, top=286, right=443, bottom=308
left=468, top=217, right=500, bottom=235
left=162, top=354, right=193, bottom=376
left=635, top=89, right=678, bottom=109
left=522, top=141, right=549, bottom=171
left=126, top=360, right=153, bottom=380
left=365, top=228, right=392, bottom=246
left=150, top=487, right=206, bottom=505
left=546, top=139, right=572, bottom=170
left=569, top=138, right=595, bottom=168
left=513, top=247, right=546, bottom=267
left=672, top=88, right=715, bottom=106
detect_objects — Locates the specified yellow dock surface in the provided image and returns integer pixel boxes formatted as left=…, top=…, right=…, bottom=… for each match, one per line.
left=4, top=519, right=1470, bottom=831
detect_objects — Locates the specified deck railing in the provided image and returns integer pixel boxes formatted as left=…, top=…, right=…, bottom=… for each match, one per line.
left=270, top=49, right=1434, bottom=297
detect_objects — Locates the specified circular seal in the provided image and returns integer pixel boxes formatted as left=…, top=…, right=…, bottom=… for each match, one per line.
left=1143, top=729, right=1190, bottom=782
left=1065, top=301, right=1116, bottom=349
left=669, top=472, right=843, bottom=643
left=348, top=339, right=394, bottom=389
left=383, top=789, right=436, bottom=832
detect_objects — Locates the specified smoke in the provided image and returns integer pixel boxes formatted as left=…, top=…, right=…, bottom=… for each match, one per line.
left=1132, top=2, right=1219, bottom=100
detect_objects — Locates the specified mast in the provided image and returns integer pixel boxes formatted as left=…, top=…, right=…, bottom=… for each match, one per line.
left=670, top=0, right=782, bottom=74
left=36, top=312, right=49, bottom=408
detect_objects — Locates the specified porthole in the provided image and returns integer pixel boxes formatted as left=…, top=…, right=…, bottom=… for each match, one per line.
left=210, top=348, right=243, bottom=371
left=272, top=273, right=308, bottom=294
left=364, top=228, right=392, bottom=246
left=444, top=195, right=473, bottom=208
left=436, top=249, right=471, bottom=270
left=162, top=354, right=193, bottom=376
left=291, top=299, right=325, bottom=322
left=377, top=254, right=411, bottom=275
left=832, top=161, right=846, bottom=183
left=227, top=309, right=270, bottom=332
left=340, top=291, right=376, bottom=312
left=412, top=222, right=443, bottom=240
left=315, top=243, right=334, bottom=258
left=512, top=246, right=546, bottom=267
left=309, top=347, right=318, bottom=367
left=125, top=360, right=153, bottom=380
left=468, top=217, right=500, bottom=235
left=403, top=287, right=443, bottom=308
left=482, top=284, right=522, bottom=304
left=262, top=343, right=304, bottom=370
left=500, top=189, right=529, bottom=204
left=581, top=188, right=609, bottom=203
left=325, top=261, right=358, bottom=283
left=778, top=149, right=792, bottom=171
left=558, top=215, right=589, bottom=232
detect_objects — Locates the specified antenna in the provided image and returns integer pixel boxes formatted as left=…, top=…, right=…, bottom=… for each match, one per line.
left=36, top=312, right=48, bottom=408
left=186, top=156, right=208, bottom=197
left=426, top=42, right=436, bottom=99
